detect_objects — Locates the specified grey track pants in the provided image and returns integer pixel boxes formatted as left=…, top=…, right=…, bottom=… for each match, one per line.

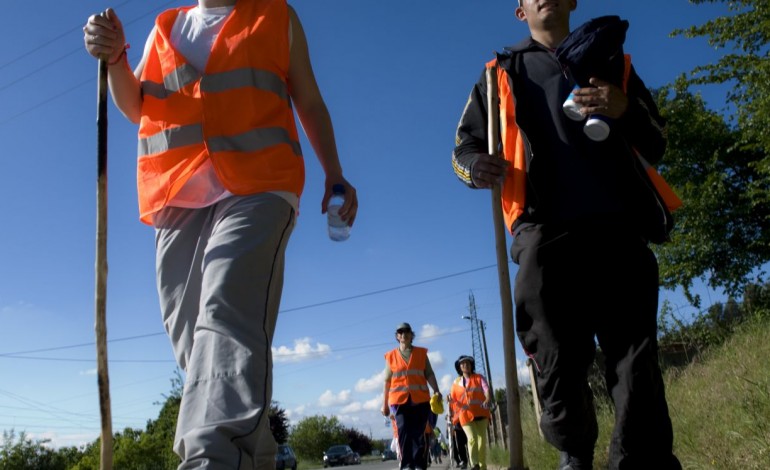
left=154, top=193, right=295, bottom=470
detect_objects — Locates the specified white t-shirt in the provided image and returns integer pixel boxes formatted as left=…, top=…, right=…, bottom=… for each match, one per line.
left=141, top=6, right=298, bottom=213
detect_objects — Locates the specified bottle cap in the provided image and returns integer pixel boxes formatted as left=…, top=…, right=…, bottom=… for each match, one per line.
left=332, top=183, right=345, bottom=194
left=584, top=117, right=610, bottom=141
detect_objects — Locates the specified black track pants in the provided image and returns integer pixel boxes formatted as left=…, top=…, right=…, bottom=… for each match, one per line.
left=511, top=223, right=681, bottom=470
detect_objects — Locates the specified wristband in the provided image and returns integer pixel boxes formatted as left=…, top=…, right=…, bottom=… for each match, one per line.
left=108, top=43, right=130, bottom=66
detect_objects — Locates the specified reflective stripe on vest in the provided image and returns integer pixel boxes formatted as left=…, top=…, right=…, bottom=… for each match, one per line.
left=486, top=54, right=681, bottom=232
left=386, top=347, right=431, bottom=405
left=137, top=0, right=303, bottom=225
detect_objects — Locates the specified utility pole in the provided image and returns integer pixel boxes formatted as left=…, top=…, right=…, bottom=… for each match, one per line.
left=462, top=292, right=501, bottom=446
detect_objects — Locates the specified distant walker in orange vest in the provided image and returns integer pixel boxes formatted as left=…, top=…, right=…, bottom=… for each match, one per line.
left=448, top=356, right=491, bottom=470
left=382, top=322, right=442, bottom=470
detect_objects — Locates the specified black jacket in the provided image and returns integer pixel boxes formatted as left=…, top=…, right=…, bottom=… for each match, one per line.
left=452, top=37, right=672, bottom=242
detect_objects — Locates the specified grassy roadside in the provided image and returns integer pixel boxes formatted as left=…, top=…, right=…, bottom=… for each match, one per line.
left=489, top=315, right=770, bottom=469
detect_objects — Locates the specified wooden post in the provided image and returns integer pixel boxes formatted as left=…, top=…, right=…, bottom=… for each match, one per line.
left=486, top=65, right=527, bottom=470
left=95, top=56, right=113, bottom=470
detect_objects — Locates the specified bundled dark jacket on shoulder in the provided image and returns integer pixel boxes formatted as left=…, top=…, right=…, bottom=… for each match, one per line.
left=452, top=37, right=673, bottom=244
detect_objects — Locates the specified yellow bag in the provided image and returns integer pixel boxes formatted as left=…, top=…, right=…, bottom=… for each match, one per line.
left=430, top=394, right=444, bottom=415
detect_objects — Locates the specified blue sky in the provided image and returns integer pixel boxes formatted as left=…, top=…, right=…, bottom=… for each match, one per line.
left=0, top=0, right=733, bottom=449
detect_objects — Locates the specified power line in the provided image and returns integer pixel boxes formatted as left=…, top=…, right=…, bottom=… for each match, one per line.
left=0, top=264, right=498, bottom=361
left=0, top=0, right=180, bottom=126
left=0, top=0, right=136, bottom=73
left=279, top=263, right=497, bottom=313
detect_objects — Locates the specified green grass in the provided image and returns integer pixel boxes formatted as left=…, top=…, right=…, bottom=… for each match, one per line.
left=488, top=315, right=770, bottom=469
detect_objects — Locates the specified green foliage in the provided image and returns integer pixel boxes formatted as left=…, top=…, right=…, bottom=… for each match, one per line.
left=288, top=415, right=346, bottom=462
left=269, top=401, right=290, bottom=444
left=672, top=0, right=770, bottom=156
left=0, top=430, right=75, bottom=470
left=653, top=0, right=770, bottom=303
left=653, top=85, right=770, bottom=303
left=659, top=281, right=770, bottom=359
left=343, top=427, right=372, bottom=455
left=489, top=310, right=770, bottom=469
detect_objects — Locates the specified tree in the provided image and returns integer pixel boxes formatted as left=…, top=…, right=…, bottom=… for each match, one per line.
left=0, top=430, right=75, bottom=470
left=288, top=415, right=346, bottom=462
left=672, top=0, right=770, bottom=157
left=344, top=427, right=373, bottom=455
left=653, top=86, right=770, bottom=304
left=269, top=401, right=290, bottom=444
left=654, top=0, right=770, bottom=302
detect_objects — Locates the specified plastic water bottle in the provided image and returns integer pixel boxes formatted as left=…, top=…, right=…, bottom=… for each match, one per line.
left=584, top=115, right=611, bottom=141
left=562, top=85, right=585, bottom=121
left=327, top=184, right=350, bottom=241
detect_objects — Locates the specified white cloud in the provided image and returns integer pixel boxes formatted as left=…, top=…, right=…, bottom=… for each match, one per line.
left=318, top=389, right=351, bottom=407
left=427, top=350, right=444, bottom=368
left=285, top=405, right=306, bottom=421
left=355, top=370, right=385, bottom=393
left=272, top=337, right=331, bottom=363
left=419, top=324, right=442, bottom=342
left=32, top=431, right=99, bottom=450
left=439, top=373, right=455, bottom=394
left=517, top=359, right=532, bottom=386
left=340, top=402, right=362, bottom=413
left=79, top=368, right=97, bottom=376
left=363, top=396, right=382, bottom=411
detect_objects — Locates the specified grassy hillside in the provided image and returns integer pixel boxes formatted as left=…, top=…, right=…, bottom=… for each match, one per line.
left=490, top=315, right=770, bottom=469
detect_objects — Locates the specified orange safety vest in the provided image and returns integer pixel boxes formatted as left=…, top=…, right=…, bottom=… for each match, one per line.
left=450, top=374, right=490, bottom=426
left=137, top=0, right=304, bottom=224
left=486, top=54, right=682, bottom=233
left=386, top=347, right=431, bottom=405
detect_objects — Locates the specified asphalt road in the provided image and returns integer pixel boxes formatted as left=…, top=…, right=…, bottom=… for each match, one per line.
left=307, top=459, right=452, bottom=470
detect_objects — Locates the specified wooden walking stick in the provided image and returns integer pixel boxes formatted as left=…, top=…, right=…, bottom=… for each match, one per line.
left=486, top=64, right=527, bottom=470
left=95, top=54, right=113, bottom=470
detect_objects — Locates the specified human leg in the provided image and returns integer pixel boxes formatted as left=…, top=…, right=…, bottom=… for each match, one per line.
left=511, top=225, right=598, bottom=464
left=469, top=419, right=488, bottom=469
left=596, top=239, right=681, bottom=470
left=454, top=424, right=468, bottom=467
left=397, top=401, right=431, bottom=469
left=460, top=423, right=480, bottom=469
left=157, top=194, right=295, bottom=469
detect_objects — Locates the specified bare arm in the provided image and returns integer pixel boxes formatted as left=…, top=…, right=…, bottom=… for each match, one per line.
left=83, top=8, right=144, bottom=123
left=381, top=379, right=391, bottom=416
left=287, top=6, right=358, bottom=225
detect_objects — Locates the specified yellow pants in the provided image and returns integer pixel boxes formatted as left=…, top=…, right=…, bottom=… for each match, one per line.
left=461, top=418, right=488, bottom=470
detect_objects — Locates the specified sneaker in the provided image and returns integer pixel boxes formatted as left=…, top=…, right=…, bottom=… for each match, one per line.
left=558, top=452, right=593, bottom=470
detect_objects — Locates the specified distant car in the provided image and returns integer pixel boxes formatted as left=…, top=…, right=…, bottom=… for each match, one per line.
left=275, top=444, right=297, bottom=470
left=323, top=444, right=357, bottom=467
left=381, top=449, right=397, bottom=461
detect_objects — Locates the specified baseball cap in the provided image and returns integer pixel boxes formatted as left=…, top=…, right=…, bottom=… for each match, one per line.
left=396, top=322, right=412, bottom=332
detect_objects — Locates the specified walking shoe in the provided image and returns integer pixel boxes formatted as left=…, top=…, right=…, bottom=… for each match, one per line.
left=558, top=452, right=593, bottom=470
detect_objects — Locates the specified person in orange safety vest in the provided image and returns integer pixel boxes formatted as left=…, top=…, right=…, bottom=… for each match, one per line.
left=448, top=356, right=490, bottom=470
left=382, top=322, right=442, bottom=470
left=83, top=1, right=358, bottom=468
left=451, top=1, right=681, bottom=469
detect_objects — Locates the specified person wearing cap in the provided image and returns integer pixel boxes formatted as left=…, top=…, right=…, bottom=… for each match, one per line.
left=451, top=2, right=681, bottom=470
left=381, top=322, right=442, bottom=470
left=448, top=356, right=491, bottom=470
